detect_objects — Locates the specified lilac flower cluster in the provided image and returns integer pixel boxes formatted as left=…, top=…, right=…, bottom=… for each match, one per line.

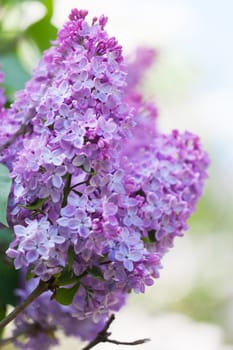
left=0, top=8, right=209, bottom=349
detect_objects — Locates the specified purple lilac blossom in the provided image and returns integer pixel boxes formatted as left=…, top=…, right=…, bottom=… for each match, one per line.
left=0, top=8, right=209, bottom=349
left=126, top=47, right=156, bottom=90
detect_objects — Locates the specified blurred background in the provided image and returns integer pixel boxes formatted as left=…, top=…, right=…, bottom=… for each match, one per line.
left=0, top=0, right=232, bottom=349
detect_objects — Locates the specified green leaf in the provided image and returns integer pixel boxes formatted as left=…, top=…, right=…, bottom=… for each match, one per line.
left=38, top=0, right=54, bottom=19
left=0, top=305, right=6, bottom=338
left=1, top=0, right=53, bottom=16
left=68, top=246, right=75, bottom=270
left=26, top=267, right=36, bottom=281
left=142, top=237, right=151, bottom=244
left=0, top=306, right=6, bottom=322
left=0, top=226, right=19, bottom=309
left=0, top=52, right=30, bottom=96
left=56, top=268, right=78, bottom=286
left=0, top=164, right=12, bottom=227
left=142, top=230, right=157, bottom=244
left=0, top=227, right=14, bottom=245
left=0, top=0, right=19, bottom=5
left=88, top=266, right=104, bottom=280
left=26, top=17, right=57, bottom=52
left=148, top=230, right=157, bottom=242
left=0, top=249, right=19, bottom=307
left=21, top=197, right=47, bottom=211
left=55, top=283, right=80, bottom=306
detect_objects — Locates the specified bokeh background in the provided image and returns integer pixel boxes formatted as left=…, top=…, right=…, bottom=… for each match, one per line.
left=0, top=0, right=232, bottom=349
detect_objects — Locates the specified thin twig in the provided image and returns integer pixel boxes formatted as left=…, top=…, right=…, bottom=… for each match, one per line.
left=0, top=323, right=57, bottom=348
left=82, top=314, right=150, bottom=350
left=71, top=174, right=92, bottom=190
left=82, top=315, right=115, bottom=350
left=107, top=338, right=150, bottom=346
left=0, top=334, right=17, bottom=348
left=0, top=280, right=50, bottom=331
left=0, top=245, right=13, bottom=267
left=71, top=189, right=82, bottom=196
left=62, top=173, right=72, bottom=207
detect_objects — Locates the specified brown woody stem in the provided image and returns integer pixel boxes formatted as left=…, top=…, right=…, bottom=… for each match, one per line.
left=82, top=314, right=150, bottom=350
left=0, top=280, right=50, bottom=331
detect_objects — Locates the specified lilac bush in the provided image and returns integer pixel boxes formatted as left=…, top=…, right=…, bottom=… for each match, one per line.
left=0, top=8, right=209, bottom=349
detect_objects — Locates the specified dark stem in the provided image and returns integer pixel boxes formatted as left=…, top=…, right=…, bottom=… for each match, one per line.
left=107, top=338, right=150, bottom=346
left=0, top=334, right=18, bottom=347
left=0, top=280, right=50, bottom=331
left=71, top=174, right=92, bottom=190
left=62, top=173, right=72, bottom=207
left=71, top=189, right=82, bottom=196
left=0, top=245, right=13, bottom=267
left=82, top=314, right=150, bottom=350
left=0, top=323, right=57, bottom=348
left=82, top=315, right=115, bottom=350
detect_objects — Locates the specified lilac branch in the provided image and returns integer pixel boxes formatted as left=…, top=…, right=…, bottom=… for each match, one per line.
left=0, top=334, right=18, bottom=348
left=0, top=324, right=57, bottom=348
left=82, top=314, right=150, bottom=350
left=107, top=338, right=150, bottom=346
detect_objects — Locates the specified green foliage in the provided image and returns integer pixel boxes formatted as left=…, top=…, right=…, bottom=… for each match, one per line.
left=0, top=164, right=12, bottom=227
left=1, top=0, right=27, bottom=4
left=25, top=268, right=36, bottom=281
left=0, top=226, right=19, bottom=337
left=0, top=0, right=57, bottom=96
left=26, top=0, right=57, bottom=53
left=0, top=228, right=19, bottom=328
left=56, top=269, right=80, bottom=287
left=21, top=197, right=47, bottom=211
left=0, top=252, right=19, bottom=307
left=54, top=283, right=80, bottom=306
left=0, top=305, right=6, bottom=338
left=88, top=266, right=104, bottom=280
left=38, top=0, right=54, bottom=18
left=142, top=230, right=157, bottom=244
left=26, top=17, right=57, bottom=52
left=0, top=227, right=14, bottom=245
left=0, top=52, right=30, bottom=96
left=68, top=246, right=75, bottom=270
left=148, top=229, right=157, bottom=242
